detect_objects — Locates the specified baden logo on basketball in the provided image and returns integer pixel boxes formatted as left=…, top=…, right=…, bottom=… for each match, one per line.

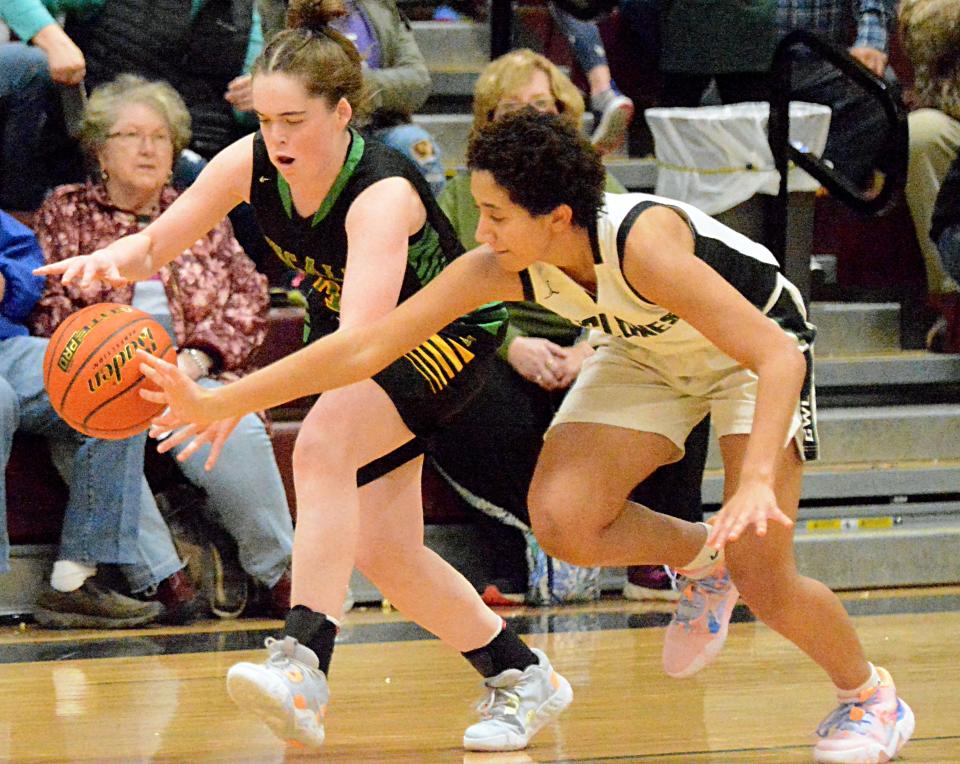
left=43, top=302, right=177, bottom=440
left=56, top=304, right=134, bottom=372
left=87, top=326, right=161, bottom=393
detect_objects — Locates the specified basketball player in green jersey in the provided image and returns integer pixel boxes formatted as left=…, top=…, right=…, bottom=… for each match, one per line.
left=34, top=0, right=575, bottom=752
left=129, top=111, right=912, bottom=764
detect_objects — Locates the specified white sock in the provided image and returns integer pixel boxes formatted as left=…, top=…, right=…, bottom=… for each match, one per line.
left=836, top=662, right=881, bottom=703
left=679, top=523, right=724, bottom=577
left=50, top=560, right=97, bottom=592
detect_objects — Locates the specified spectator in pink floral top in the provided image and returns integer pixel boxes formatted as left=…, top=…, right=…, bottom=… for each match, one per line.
left=30, top=75, right=294, bottom=623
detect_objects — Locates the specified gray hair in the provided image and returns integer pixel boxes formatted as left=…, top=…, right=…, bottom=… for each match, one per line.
left=80, top=74, right=192, bottom=162
left=900, top=0, right=960, bottom=121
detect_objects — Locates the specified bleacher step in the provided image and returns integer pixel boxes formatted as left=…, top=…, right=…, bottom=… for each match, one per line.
left=703, top=458, right=960, bottom=504
left=413, top=20, right=489, bottom=71
left=809, top=301, right=901, bottom=354
left=703, top=403, right=960, bottom=470
left=817, top=351, right=960, bottom=387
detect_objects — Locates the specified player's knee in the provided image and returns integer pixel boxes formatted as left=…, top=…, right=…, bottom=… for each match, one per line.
left=728, top=557, right=792, bottom=620
left=292, top=423, right=349, bottom=473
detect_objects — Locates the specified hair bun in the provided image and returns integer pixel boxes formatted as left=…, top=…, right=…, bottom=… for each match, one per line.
left=286, top=0, right=346, bottom=32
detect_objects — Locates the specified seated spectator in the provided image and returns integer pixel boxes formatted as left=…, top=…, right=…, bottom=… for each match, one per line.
left=929, top=153, right=960, bottom=347
left=328, top=0, right=448, bottom=195
left=547, top=4, right=634, bottom=154
left=1, top=209, right=161, bottom=629
left=435, top=49, right=707, bottom=604
left=29, top=75, right=294, bottom=621
left=900, top=0, right=960, bottom=351
left=1, top=2, right=87, bottom=222
left=777, top=0, right=901, bottom=190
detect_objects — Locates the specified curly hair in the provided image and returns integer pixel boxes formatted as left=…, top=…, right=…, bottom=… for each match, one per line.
left=80, top=74, right=191, bottom=163
left=900, top=0, right=960, bottom=120
left=467, top=111, right=605, bottom=229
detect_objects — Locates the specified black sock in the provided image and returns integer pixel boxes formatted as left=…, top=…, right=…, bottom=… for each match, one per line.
left=462, top=623, right=538, bottom=677
left=284, top=605, right=338, bottom=675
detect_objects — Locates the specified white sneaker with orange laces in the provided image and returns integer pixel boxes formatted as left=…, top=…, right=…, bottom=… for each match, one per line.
left=814, top=667, right=914, bottom=763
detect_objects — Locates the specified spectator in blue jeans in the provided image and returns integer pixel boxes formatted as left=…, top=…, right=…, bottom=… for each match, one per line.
left=30, top=75, right=295, bottom=623
left=548, top=4, right=634, bottom=154
left=0, top=209, right=161, bottom=628
left=0, top=44, right=56, bottom=221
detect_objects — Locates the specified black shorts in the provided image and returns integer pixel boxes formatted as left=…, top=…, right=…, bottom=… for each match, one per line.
left=348, top=320, right=503, bottom=486
left=372, top=320, right=503, bottom=437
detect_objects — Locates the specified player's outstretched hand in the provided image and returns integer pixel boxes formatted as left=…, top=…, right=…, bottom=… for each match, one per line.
left=34, top=251, right=127, bottom=287
left=706, top=480, right=793, bottom=550
left=138, top=350, right=238, bottom=471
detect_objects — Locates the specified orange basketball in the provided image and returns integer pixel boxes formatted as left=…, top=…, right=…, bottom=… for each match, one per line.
left=43, top=302, right=177, bottom=440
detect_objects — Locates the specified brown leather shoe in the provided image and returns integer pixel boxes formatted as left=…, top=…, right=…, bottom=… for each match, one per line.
left=153, top=570, right=206, bottom=625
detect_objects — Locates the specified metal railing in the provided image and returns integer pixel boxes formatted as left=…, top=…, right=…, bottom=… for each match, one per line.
left=766, top=29, right=908, bottom=269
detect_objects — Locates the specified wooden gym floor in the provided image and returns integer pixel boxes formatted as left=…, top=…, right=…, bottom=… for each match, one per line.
left=0, top=586, right=958, bottom=763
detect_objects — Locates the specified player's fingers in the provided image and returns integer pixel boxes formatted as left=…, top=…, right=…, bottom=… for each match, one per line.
left=60, top=260, right=84, bottom=283
left=33, top=261, right=65, bottom=276
left=754, top=516, right=768, bottom=537
left=176, top=431, right=211, bottom=463
left=706, top=519, right=731, bottom=550
left=205, top=431, right=230, bottom=472
left=137, top=351, right=182, bottom=387
left=139, top=388, right=166, bottom=404
left=772, top=506, right=794, bottom=527
left=156, top=424, right=199, bottom=454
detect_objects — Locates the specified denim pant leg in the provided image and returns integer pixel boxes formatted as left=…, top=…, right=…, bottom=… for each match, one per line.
left=372, top=124, right=447, bottom=196
left=548, top=3, right=608, bottom=75
left=0, top=336, right=146, bottom=566
left=119, top=476, right=185, bottom=593
left=938, top=226, right=960, bottom=286
left=168, top=378, right=293, bottom=587
left=0, top=373, right=20, bottom=574
left=0, top=44, right=54, bottom=210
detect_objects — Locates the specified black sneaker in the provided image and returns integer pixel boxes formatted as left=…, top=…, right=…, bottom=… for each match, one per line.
left=35, top=580, right=161, bottom=629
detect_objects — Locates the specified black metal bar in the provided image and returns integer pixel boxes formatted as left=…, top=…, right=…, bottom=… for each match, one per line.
left=766, top=29, right=908, bottom=295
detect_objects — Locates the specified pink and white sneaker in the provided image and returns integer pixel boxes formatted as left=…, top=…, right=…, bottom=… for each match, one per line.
left=661, top=563, right=739, bottom=678
left=814, top=667, right=914, bottom=763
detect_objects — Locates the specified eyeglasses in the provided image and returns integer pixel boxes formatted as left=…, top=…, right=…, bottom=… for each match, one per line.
left=493, top=97, right=559, bottom=119
left=106, top=131, right=172, bottom=149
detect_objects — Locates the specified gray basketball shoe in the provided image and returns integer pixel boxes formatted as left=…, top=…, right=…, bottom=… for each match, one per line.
left=226, top=636, right=329, bottom=748
left=463, top=648, right=573, bottom=751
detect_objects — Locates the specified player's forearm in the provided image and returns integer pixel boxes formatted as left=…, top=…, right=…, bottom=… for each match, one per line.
left=739, top=345, right=806, bottom=483
left=205, top=325, right=405, bottom=419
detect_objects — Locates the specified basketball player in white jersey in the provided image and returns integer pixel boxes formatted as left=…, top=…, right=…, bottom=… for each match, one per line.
left=102, top=110, right=909, bottom=764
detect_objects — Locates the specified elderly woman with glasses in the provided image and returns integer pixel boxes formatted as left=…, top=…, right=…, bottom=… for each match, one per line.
left=431, top=48, right=710, bottom=606
left=29, top=74, right=294, bottom=624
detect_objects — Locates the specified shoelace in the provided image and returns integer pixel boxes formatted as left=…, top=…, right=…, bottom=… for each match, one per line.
left=816, top=687, right=881, bottom=736
left=477, top=684, right=522, bottom=721
left=673, top=571, right=729, bottom=626
left=264, top=637, right=298, bottom=670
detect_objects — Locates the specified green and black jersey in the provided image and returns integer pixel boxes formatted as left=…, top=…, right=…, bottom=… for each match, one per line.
left=249, top=129, right=506, bottom=342
left=249, top=129, right=506, bottom=451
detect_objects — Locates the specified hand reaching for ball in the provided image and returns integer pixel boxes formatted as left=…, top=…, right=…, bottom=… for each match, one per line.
left=137, top=350, right=240, bottom=470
